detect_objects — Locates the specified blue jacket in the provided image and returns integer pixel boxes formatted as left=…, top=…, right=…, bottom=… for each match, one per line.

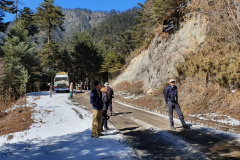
left=164, top=85, right=178, bottom=103
left=90, top=89, right=103, bottom=110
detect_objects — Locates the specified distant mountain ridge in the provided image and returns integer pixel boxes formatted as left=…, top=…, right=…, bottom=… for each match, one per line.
left=53, top=8, right=110, bottom=41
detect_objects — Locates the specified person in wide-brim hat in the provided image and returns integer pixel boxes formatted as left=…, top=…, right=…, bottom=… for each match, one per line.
left=104, top=82, right=114, bottom=116
left=164, top=79, right=190, bottom=130
left=104, top=82, right=109, bottom=87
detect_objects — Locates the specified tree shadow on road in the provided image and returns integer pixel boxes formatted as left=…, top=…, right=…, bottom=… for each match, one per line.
left=121, top=126, right=240, bottom=160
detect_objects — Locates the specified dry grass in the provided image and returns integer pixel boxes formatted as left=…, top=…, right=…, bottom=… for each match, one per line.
left=114, top=81, right=168, bottom=115
left=113, top=81, right=144, bottom=94
left=114, top=80, right=240, bottom=126
left=0, top=94, right=34, bottom=136
left=0, top=107, right=34, bottom=136
left=178, top=80, right=240, bottom=121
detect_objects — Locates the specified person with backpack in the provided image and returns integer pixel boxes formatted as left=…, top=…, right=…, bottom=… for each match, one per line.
left=164, top=79, right=190, bottom=130
left=100, top=86, right=110, bottom=131
left=104, top=82, right=114, bottom=116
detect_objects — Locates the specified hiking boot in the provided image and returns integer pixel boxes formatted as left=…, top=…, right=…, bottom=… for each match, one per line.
left=183, top=125, right=190, bottom=129
left=91, top=135, right=99, bottom=138
left=104, top=127, right=110, bottom=131
left=98, top=133, right=105, bottom=136
left=171, top=126, right=176, bottom=130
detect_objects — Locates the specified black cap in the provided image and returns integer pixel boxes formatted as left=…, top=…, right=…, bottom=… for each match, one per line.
left=94, top=81, right=100, bottom=86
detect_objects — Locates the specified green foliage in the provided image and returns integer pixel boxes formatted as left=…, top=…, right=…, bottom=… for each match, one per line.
left=153, top=0, right=186, bottom=21
left=88, top=8, right=138, bottom=44
left=100, top=50, right=124, bottom=76
left=35, top=0, right=65, bottom=43
left=85, top=8, right=139, bottom=78
left=0, top=22, right=38, bottom=94
left=68, top=31, right=102, bottom=82
left=132, top=0, right=155, bottom=48
left=0, top=0, right=15, bottom=32
left=39, top=39, right=61, bottom=69
left=18, top=7, right=39, bottom=36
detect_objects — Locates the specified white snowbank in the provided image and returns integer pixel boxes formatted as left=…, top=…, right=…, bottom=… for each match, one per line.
left=188, top=113, right=240, bottom=126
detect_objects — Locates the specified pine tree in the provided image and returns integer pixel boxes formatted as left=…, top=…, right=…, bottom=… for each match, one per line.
left=1, top=22, right=38, bottom=94
left=70, top=32, right=102, bottom=82
left=152, top=0, right=186, bottom=29
left=0, top=0, right=15, bottom=32
left=18, top=7, right=38, bottom=35
left=100, top=49, right=123, bottom=78
left=39, top=39, right=61, bottom=70
left=132, top=1, right=155, bottom=48
left=35, top=0, right=65, bottom=43
left=3, top=21, right=39, bottom=73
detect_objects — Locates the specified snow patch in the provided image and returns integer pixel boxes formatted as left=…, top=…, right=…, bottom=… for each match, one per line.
left=0, top=92, right=135, bottom=160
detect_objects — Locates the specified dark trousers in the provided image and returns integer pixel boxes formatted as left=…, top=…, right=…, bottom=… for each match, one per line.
left=101, top=110, right=108, bottom=129
left=167, top=101, right=187, bottom=127
left=108, top=102, right=112, bottom=112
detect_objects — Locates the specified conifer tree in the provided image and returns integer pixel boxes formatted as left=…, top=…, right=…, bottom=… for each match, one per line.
left=132, top=1, right=155, bottom=48
left=70, top=32, right=102, bottom=82
left=0, top=0, right=15, bottom=32
left=100, top=50, right=123, bottom=78
left=18, top=7, right=38, bottom=35
left=35, top=0, right=65, bottom=43
left=39, top=39, right=61, bottom=70
left=1, top=22, right=38, bottom=94
left=152, top=0, right=186, bottom=29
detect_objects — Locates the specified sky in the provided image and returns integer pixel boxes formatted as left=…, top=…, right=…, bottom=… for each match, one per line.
left=4, top=0, right=146, bottom=22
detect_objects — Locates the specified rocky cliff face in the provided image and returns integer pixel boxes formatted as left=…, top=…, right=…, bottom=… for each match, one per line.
left=112, top=12, right=208, bottom=91
left=53, top=9, right=109, bottom=41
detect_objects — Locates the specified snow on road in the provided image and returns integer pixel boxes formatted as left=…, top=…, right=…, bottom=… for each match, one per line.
left=0, top=92, right=135, bottom=160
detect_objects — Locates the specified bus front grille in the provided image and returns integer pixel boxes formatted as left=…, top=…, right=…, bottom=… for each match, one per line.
left=57, top=84, right=66, bottom=88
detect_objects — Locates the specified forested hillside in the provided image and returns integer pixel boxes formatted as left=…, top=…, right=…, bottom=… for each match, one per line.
left=0, top=0, right=140, bottom=107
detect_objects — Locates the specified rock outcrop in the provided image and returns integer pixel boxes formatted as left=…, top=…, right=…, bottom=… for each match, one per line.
left=112, top=12, right=208, bottom=91
left=53, top=9, right=109, bottom=41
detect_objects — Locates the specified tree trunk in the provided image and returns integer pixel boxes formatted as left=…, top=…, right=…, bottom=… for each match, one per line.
left=25, top=84, right=27, bottom=108
left=15, top=0, right=18, bottom=21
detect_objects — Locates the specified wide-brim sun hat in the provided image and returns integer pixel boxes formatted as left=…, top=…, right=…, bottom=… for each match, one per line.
left=169, top=79, right=176, bottom=83
left=104, top=82, right=109, bottom=87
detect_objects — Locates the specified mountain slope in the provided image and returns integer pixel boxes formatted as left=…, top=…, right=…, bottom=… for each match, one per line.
left=53, top=9, right=109, bottom=41
left=112, top=12, right=207, bottom=90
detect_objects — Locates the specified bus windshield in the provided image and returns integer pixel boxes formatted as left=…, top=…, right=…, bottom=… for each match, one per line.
left=55, top=77, right=68, bottom=82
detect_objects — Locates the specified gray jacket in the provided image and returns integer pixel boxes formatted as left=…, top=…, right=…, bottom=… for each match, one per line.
left=102, top=92, right=109, bottom=110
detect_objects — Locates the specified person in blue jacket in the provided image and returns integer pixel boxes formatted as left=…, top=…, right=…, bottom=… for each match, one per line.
left=164, top=79, right=190, bottom=130
left=90, top=81, right=104, bottom=138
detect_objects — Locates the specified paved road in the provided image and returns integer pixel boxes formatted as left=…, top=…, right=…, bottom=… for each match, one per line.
left=72, top=92, right=240, bottom=160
